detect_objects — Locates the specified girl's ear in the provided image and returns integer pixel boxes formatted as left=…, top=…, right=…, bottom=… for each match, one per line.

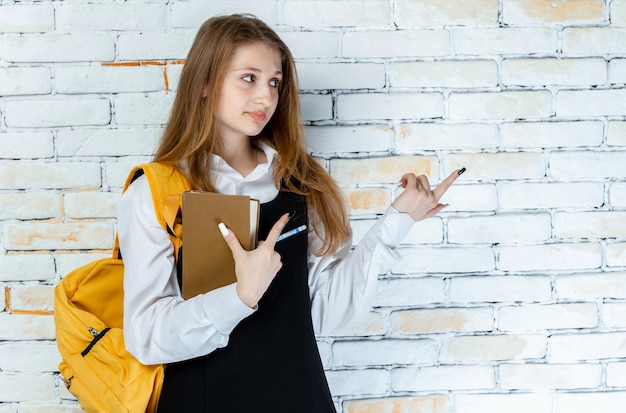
left=201, top=87, right=209, bottom=97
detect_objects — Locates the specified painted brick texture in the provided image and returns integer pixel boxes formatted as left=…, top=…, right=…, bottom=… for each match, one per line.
left=0, top=0, right=625, bottom=412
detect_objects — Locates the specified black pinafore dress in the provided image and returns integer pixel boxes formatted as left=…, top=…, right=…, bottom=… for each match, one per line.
left=156, top=189, right=336, bottom=413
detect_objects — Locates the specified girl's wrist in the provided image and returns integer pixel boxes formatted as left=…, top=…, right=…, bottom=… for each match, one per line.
left=235, top=283, right=258, bottom=309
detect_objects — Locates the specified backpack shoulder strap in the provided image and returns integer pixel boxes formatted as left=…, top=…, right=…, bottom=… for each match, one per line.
left=115, top=162, right=191, bottom=259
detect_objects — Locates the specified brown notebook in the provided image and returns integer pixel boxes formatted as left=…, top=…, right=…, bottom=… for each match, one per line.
left=181, top=191, right=260, bottom=299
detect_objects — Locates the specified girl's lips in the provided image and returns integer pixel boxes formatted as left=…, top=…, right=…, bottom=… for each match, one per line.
left=248, top=111, right=266, bottom=121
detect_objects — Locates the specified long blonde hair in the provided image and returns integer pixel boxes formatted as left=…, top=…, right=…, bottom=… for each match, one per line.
left=154, top=14, right=350, bottom=255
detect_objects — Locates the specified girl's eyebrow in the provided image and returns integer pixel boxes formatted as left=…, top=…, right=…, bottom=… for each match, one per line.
left=233, top=67, right=283, bottom=76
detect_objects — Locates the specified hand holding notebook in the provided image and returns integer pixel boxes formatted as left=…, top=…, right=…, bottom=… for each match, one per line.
left=181, top=191, right=260, bottom=299
left=219, top=213, right=290, bottom=308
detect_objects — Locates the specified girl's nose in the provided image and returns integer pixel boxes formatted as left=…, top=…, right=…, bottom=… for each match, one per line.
left=254, top=84, right=272, bottom=106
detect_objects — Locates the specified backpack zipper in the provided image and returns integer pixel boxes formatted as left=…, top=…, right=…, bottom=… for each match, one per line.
left=82, top=326, right=111, bottom=357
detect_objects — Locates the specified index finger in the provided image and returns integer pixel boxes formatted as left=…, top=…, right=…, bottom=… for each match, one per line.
left=432, top=167, right=466, bottom=200
left=400, top=172, right=417, bottom=189
left=260, top=213, right=290, bottom=250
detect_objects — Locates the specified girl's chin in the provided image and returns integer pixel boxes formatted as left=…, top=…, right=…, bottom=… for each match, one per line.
left=247, top=128, right=265, bottom=137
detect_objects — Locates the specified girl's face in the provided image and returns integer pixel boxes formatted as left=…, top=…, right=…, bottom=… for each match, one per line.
left=215, top=41, right=282, bottom=144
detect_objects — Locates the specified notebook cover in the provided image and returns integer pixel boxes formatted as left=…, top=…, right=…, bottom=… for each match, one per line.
left=181, top=191, right=259, bottom=299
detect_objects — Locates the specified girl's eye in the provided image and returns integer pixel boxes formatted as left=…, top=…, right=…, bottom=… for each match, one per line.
left=242, top=75, right=254, bottom=83
left=269, top=79, right=280, bottom=88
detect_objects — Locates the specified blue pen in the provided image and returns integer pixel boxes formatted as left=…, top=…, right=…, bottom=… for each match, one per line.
left=277, top=225, right=307, bottom=242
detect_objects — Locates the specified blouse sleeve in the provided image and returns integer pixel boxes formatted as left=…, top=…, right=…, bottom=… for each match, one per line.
left=118, top=175, right=254, bottom=365
left=307, top=207, right=415, bottom=335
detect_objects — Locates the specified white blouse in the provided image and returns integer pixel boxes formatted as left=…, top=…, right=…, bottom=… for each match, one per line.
left=118, top=142, right=415, bottom=365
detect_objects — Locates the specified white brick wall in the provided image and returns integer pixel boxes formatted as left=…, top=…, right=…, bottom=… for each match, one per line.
left=1, top=0, right=625, bottom=412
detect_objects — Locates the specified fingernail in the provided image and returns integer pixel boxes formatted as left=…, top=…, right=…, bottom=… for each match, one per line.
left=218, top=222, right=229, bottom=237
left=458, top=167, right=467, bottom=176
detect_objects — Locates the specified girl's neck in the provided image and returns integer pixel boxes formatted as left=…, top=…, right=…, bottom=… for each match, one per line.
left=217, top=139, right=266, bottom=178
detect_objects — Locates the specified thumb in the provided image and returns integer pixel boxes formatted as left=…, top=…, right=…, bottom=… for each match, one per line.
left=218, top=222, right=244, bottom=257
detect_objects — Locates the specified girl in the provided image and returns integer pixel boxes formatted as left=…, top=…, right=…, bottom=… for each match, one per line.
left=118, top=14, right=462, bottom=412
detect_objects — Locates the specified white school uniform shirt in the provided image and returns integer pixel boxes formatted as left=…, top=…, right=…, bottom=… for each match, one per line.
left=118, top=141, right=415, bottom=365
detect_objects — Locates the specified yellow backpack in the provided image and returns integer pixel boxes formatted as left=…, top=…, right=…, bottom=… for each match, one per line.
left=54, top=163, right=190, bottom=413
